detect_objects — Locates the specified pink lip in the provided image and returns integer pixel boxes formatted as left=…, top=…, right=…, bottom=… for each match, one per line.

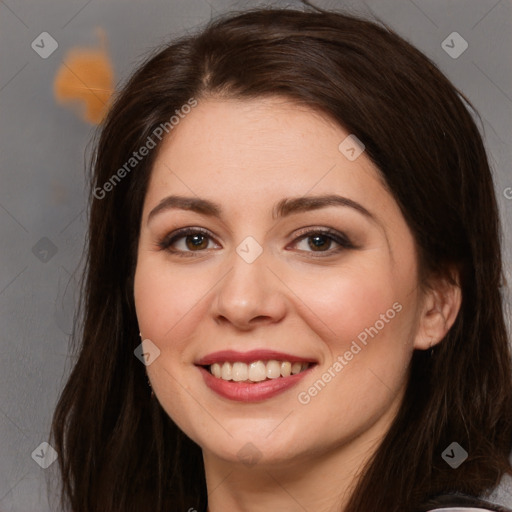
left=195, top=349, right=316, bottom=366
left=197, top=364, right=316, bottom=402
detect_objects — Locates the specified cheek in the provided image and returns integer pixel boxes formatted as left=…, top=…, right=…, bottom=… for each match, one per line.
left=296, top=261, right=399, bottom=345
left=133, top=259, right=209, bottom=425
left=293, top=268, right=415, bottom=425
left=293, top=252, right=418, bottom=381
left=133, top=258, right=207, bottom=346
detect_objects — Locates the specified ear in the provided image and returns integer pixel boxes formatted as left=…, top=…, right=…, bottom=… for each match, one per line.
left=413, top=268, right=462, bottom=350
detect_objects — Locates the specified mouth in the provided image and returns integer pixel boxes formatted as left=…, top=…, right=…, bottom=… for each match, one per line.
left=202, top=360, right=312, bottom=383
left=195, top=350, right=318, bottom=402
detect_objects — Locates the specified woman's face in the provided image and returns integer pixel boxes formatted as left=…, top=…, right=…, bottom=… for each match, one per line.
left=134, top=96, right=429, bottom=469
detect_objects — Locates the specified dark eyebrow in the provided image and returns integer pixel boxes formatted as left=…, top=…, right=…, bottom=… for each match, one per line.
left=147, top=194, right=377, bottom=225
left=272, top=195, right=376, bottom=222
left=148, top=195, right=221, bottom=224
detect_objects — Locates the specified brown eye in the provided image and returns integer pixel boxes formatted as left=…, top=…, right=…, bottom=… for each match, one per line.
left=158, top=227, right=219, bottom=255
left=185, top=233, right=209, bottom=251
left=291, top=229, right=355, bottom=256
left=307, top=234, right=332, bottom=251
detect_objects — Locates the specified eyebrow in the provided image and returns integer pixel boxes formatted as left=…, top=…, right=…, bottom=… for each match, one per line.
left=147, top=194, right=378, bottom=225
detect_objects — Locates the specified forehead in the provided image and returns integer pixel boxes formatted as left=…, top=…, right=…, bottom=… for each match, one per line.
left=147, top=97, right=390, bottom=206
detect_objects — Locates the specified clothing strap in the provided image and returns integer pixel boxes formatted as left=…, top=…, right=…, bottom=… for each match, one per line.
left=416, top=492, right=512, bottom=512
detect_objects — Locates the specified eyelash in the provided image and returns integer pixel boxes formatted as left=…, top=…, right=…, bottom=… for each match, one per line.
left=157, top=226, right=355, bottom=257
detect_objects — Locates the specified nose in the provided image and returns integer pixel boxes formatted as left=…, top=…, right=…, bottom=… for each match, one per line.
left=211, top=249, right=287, bottom=331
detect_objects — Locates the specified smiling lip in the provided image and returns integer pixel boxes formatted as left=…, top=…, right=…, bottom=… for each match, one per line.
left=195, top=349, right=316, bottom=366
left=195, top=349, right=317, bottom=402
left=197, top=364, right=315, bottom=402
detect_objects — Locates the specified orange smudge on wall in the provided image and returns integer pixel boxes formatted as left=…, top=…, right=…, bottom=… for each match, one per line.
left=53, top=28, right=114, bottom=125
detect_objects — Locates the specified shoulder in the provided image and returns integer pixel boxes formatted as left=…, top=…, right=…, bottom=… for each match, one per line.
left=417, top=493, right=512, bottom=512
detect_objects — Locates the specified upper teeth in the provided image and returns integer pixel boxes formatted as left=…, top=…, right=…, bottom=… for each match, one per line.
left=209, top=360, right=310, bottom=382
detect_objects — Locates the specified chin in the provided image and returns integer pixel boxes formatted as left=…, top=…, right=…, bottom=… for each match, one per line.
left=198, top=421, right=316, bottom=467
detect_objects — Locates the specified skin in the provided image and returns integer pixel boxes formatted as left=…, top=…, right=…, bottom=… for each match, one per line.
left=134, top=96, right=461, bottom=512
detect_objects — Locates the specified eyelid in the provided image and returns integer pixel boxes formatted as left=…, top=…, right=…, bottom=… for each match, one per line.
left=291, top=226, right=353, bottom=245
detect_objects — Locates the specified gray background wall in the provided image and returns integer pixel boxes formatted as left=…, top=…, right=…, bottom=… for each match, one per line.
left=1, top=0, right=511, bottom=510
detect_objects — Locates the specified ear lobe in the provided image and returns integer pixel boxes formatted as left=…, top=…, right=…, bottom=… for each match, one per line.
left=413, top=271, right=462, bottom=351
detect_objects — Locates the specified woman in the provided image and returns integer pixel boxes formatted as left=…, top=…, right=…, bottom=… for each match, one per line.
left=50, top=3, right=512, bottom=511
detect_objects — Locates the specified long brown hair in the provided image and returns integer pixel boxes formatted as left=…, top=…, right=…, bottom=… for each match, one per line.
left=50, top=3, right=512, bottom=511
